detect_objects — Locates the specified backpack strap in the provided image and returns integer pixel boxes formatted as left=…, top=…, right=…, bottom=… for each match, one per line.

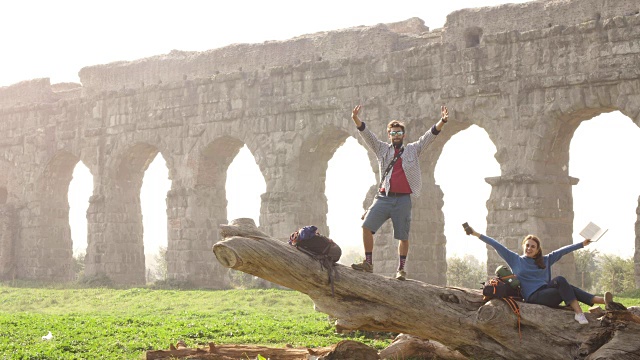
left=294, top=244, right=317, bottom=258
left=323, top=258, right=338, bottom=297
left=502, top=297, right=522, bottom=341
left=379, top=146, right=404, bottom=190
left=295, top=245, right=338, bottom=297
left=315, top=256, right=338, bottom=297
left=489, top=278, right=500, bottom=296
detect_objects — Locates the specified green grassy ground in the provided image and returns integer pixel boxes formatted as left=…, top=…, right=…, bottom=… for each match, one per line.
left=0, top=285, right=392, bottom=359
left=1, top=284, right=637, bottom=359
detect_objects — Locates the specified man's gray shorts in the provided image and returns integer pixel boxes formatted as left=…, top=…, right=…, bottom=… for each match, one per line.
left=362, top=193, right=412, bottom=241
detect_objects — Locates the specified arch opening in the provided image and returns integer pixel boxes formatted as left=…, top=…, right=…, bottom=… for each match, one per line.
left=326, top=136, right=376, bottom=265
left=570, top=111, right=640, bottom=263
left=226, top=145, right=266, bottom=226
left=199, top=138, right=255, bottom=288
left=435, top=125, right=500, bottom=282
left=141, top=153, right=171, bottom=282
left=68, top=161, right=93, bottom=278
left=295, top=126, right=356, bottom=236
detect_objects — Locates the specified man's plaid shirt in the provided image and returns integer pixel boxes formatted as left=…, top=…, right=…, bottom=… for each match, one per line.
left=357, top=122, right=440, bottom=198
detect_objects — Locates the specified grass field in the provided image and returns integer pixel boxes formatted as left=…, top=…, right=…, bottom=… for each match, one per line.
left=0, top=285, right=394, bottom=359
left=1, top=284, right=638, bottom=359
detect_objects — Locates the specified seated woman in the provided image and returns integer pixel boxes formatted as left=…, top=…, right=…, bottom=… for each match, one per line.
left=464, top=224, right=614, bottom=325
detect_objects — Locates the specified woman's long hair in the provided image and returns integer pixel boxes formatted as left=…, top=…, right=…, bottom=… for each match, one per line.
left=523, top=235, right=546, bottom=269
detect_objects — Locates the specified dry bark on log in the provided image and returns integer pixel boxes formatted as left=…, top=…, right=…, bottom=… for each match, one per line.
left=213, top=219, right=640, bottom=360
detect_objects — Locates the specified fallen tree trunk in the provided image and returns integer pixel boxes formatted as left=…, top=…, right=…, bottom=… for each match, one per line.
left=213, top=218, right=640, bottom=360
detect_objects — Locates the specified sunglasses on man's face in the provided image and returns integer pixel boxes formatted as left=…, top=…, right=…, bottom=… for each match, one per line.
left=389, top=131, right=404, bottom=136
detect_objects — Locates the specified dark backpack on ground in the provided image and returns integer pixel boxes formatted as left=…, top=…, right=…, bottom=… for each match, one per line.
left=289, top=226, right=341, bottom=296
left=481, top=265, right=523, bottom=339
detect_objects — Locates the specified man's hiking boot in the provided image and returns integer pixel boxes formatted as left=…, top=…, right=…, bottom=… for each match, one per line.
left=395, top=270, right=407, bottom=281
left=351, top=260, right=373, bottom=273
left=574, top=313, right=589, bottom=325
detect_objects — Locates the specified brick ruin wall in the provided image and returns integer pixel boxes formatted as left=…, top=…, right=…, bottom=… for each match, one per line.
left=0, top=0, right=639, bottom=287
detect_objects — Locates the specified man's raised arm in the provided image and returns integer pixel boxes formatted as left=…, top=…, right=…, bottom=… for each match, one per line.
left=435, top=105, right=448, bottom=132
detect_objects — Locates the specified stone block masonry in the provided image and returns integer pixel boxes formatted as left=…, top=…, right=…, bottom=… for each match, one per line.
left=0, top=0, right=638, bottom=287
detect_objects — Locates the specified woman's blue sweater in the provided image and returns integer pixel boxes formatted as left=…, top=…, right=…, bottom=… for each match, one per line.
left=479, top=234, right=584, bottom=301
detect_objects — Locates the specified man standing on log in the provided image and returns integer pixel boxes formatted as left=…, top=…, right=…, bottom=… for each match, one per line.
left=350, top=104, right=448, bottom=280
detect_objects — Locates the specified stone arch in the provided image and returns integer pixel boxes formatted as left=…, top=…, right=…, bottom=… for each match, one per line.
left=413, top=120, right=491, bottom=285
left=570, top=110, right=640, bottom=287
left=552, top=104, right=640, bottom=280
left=85, top=142, right=165, bottom=286
left=114, top=143, right=160, bottom=187
left=23, top=151, right=80, bottom=281
left=162, top=135, right=247, bottom=288
left=423, top=109, right=511, bottom=285
left=196, top=136, right=245, bottom=190
left=612, top=93, right=640, bottom=134
left=480, top=84, right=640, bottom=281
left=538, top=84, right=640, bottom=176
left=325, top=136, right=376, bottom=255
left=435, top=123, right=501, bottom=274
left=296, top=125, right=351, bottom=235
left=2, top=0, right=640, bottom=288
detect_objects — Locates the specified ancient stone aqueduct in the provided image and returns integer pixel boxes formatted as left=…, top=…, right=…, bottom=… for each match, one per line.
left=0, top=0, right=639, bottom=288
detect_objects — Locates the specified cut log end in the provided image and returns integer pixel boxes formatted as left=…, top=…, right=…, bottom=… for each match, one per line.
left=212, top=243, right=241, bottom=268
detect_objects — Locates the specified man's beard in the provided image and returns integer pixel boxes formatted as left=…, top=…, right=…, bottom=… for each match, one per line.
left=393, top=139, right=403, bottom=148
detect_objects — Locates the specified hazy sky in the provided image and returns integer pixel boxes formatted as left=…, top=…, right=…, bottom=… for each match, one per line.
left=2, top=1, right=639, bottom=265
left=1, top=0, right=532, bottom=86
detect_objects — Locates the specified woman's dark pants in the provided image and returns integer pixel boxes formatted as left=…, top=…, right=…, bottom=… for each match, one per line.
left=528, top=276, right=595, bottom=307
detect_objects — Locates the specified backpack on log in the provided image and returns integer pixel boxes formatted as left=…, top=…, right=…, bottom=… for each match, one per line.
left=483, top=265, right=521, bottom=300
left=289, top=226, right=341, bottom=296
left=482, top=265, right=523, bottom=339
